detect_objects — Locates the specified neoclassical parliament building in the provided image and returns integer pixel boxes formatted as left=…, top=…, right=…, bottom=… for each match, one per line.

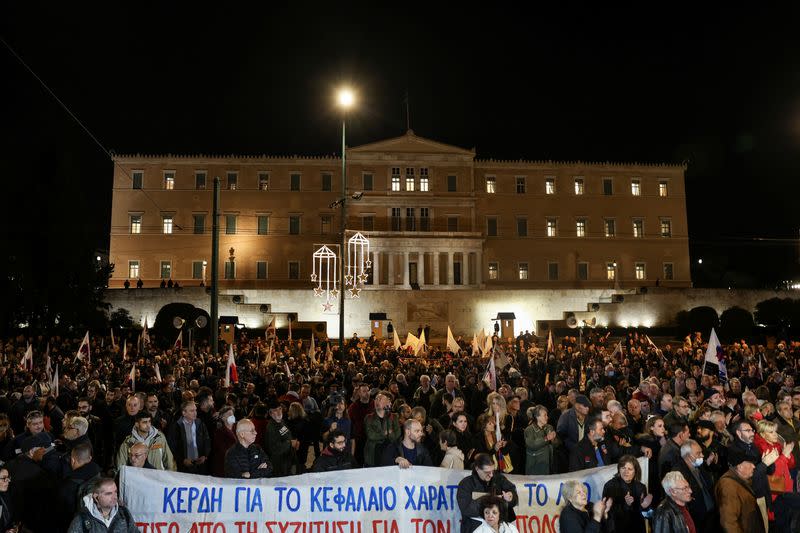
left=107, top=131, right=691, bottom=335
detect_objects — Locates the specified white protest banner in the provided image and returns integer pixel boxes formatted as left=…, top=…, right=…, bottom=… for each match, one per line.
left=121, top=459, right=647, bottom=533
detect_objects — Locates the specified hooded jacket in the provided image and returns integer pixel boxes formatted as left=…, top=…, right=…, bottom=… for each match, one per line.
left=116, top=425, right=176, bottom=471
left=66, top=494, right=139, bottom=533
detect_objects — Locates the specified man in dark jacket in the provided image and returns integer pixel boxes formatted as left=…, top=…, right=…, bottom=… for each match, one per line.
left=456, top=453, right=518, bottom=533
left=727, top=419, right=777, bottom=512
left=225, top=419, right=272, bottom=478
left=556, top=394, right=592, bottom=453
left=166, top=400, right=211, bottom=474
left=671, top=439, right=717, bottom=531
left=55, top=443, right=101, bottom=533
left=381, top=419, right=433, bottom=468
left=658, top=422, right=690, bottom=480
left=264, top=400, right=297, bottom=476
left=569, top=418, right=628, bottom=471
left=652, top=471, right=694, bottom=533
left=111, top=395, right=141, bottom=455
left=311, top=430, right=356, bottom=472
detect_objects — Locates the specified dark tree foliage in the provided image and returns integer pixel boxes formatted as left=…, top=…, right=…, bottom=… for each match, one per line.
left=719, top=306, right=754, bottom=342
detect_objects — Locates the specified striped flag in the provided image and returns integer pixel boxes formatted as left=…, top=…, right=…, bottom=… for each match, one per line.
left=225, top=343, right=238, bottom=387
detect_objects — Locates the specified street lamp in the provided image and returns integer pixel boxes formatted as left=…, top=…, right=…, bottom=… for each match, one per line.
left=337, top=87, right=355, bottom=359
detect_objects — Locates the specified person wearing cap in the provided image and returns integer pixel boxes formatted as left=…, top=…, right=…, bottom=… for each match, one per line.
left=5, top=432, right=55, bottom=531
left=556, top=394, right=592, bottom=454
left=716, top=449, right=766, bottom=533
left=264, top=400, right=298, bottom=476
left=694, top=419, right=725, bottom=481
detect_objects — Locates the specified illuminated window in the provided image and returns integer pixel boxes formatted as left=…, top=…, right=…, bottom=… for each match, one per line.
left=604, top=219, right=616, bottom=238
left=545, top=177, right=556, bottom=195
left=663, top=262, right=674, bottom=280
left=546, top=218, right=557, bottom=237
left=660, top=219, right=672, bottom=238
left=258, top=172, right=269, bottom=191
left=391, top=168, right=401, bottom=191
left=576, top=219, right=586, bottom=237
left=606, top=262, right=617, bottom=280
left=405, top=168, right=415, bottom=191
left=516, top=177, right=526, bottom=194
left=518, top=263, right=529, bottom=280
left=421, top=168, right=430, bottom=191
left=226, top=172, right=238, bottom=190
left=635, top=262, right=646, bottom=280
left=632, top=219, right=644, bottom=238
left=130, top=215, right=141, bottom=234
left=488, top=262, right=498, bottom=280
left=659, top=181, right=669, bottom=197
left=160, top=261, right=172, bottom=280
left=574, top=177, right=584, bottom=195
left=486, top=176, right=496, bottom=193
left=631, top=178, right=641, bottom=196
left=164, top=172, right=175, bottom=190
left=162, top=216, right=173, bottom=234
left=128, top=260, right=140, bottom=279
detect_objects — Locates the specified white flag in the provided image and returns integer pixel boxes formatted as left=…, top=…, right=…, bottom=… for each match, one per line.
left=225, top=343, right=238, bottom=387
left=128, top=363, right=136, bottom=392
left=265, top=341, right=274, bottom=366
left=483, top=354, right=497, bottom=391
left=110, top=328, right=116, bottom=349
left=142, top=319, right=150, bottom=345
left=446, top=326, right=461, bottom=355
left=154, top=363, right=162, bottom=383
left=610, top=340, right=623, bottom=360
left=483, top=334, right=493, bottom=355
left=122, top=340, right=128, bottom=361
left=285, top=361, right=293, bottom=379
left=21, top=343, right=33, bottom=371
left=546, top=330, right=555, bottom=354
left=393, top=329, right=402, bottom=350
left=325, top=343, right=333, bottom=363
left=75, top=331, right=90, bottom=363
left=173, top=331, right=183, bottom=351
left=705, top=328, right=721, bottom=365
left=415, top=330, right=427, bottom=356
left=50, top=365, right=59, bottom=398
left=404, top=332, right=420, bottom=351
left=309, top=336, right=317, bottom=366
left=477, top=329, right=486, bottom=355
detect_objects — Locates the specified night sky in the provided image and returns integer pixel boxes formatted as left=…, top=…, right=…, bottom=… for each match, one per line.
left=3, top=5, right=800, bottom=289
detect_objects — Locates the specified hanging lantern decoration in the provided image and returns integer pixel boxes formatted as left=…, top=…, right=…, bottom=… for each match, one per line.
left=346, top=232, right=370, bottom=298
left=311, top=245, right=338, bottom=312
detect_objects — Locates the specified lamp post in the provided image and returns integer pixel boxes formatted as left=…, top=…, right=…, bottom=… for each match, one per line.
left=337, top=88, right=355, bottom=359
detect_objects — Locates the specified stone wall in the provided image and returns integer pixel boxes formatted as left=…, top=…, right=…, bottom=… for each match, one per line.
left=103, top=287, right=782, bottom=341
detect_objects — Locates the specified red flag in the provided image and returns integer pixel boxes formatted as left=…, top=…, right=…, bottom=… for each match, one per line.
left=225, top=344, right=238, bottom=387
left=173, top=331, right=183, bottom=351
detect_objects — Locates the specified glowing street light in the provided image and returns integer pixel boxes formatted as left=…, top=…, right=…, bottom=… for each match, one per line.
left=337, top=88, right=355, bottom=109
left=336, top=86, right=356, bottom=358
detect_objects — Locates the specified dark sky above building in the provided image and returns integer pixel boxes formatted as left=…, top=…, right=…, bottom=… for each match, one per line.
left=2, top=5, right=799, bottom=288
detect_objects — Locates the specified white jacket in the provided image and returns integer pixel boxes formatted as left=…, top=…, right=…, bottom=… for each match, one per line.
left=470, top=518, right=520, bottom=533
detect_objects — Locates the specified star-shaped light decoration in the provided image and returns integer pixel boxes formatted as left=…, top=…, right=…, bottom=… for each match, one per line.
left=322, top=301, right=334, bottom=312
left=358, top=272, right=369, bottom=284
left=313, top=287, right=323, bottom=297
left=349, top=286, right=361, bottom=298
left=329, top=288, right=339, bottom=298
left=310, top=273, right=317, bottom=282
left=344, top=274, right=354, bottom=286
left=365, top=260, right=372, bottom=269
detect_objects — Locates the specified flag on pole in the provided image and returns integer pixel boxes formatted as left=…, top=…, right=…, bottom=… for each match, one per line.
left=75, top=331, right=90, bottom=364
left=404, top=332, right=420, bottom=351
left=266, top=316, right=276, bottom=339
left=122, top=340, right=128, bottom=361
left=415, top=331, right=427, bottom=356
left=154, top=363, right=163, bottom=383
left=446, top=326, right=461, bottom=355
left=265, top=340, right=274, bottom=366
left=393, top=329, right=402, bottom=350
left=483, top=353, right=497, bottom=391
left=110, top=328, right=116, bottom=349
left=284, top=360, right=293, bottom=380
left=21, top=343, right=33, bottom=371
left=645, top=335, right=665, bottom=361
left=359, top=347, right=367, bottom=365
left=704, top=328, right=727, bottom=383
left=173, top=331, right=183, bottom=351
left=471, top=334, right=481, bottom=356
left=225, top=343, right=238, bottom=387
left=308, top=336, right=317, bottom=366
left=325, top=342, right=333, bottom=363
left=477, top=329, right=486, bottom=355
left=610, top=340, right=623, bottom=361
left=483, top=334, right=493, bottom=355
left=546, top=330, right=555, bottom=354
left=288, top=318, right=292, bottom=342
left=142, top=319, right=150, bottom=345
left=45, top=352, right=52, bottom=379
left=44, top=341, right=49, bottom=360
left=50, top=365, right=59, bottom=398
left=127, top=363, right=136, bottom=392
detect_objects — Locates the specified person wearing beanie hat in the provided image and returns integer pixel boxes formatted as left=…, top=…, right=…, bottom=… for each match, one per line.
left=556, top=394, right=591, bottom=453
left=716, top=447, right=765, bottom=533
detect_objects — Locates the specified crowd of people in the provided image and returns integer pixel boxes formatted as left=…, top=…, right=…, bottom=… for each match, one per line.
left=0, top=326, right=799, bottom=532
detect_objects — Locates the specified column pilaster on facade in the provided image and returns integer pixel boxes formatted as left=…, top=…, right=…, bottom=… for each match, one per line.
left=387, top=252, right=395, bottom=286
left=433, top=252, right=440, bottom=285
left=447, top=251, right=454, bottom=285
left=475, top=250, right=482, bottom=286
left=418, top=252, right=425, bottom=286
left=463, top=252, right=470, bottom=286
left=403, top=251, right=410, bottom=287
left=372, top=251, right=381, bottom=286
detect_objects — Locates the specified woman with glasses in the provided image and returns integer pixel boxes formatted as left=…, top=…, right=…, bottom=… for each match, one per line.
left=0, top=467, right=16, bottom=533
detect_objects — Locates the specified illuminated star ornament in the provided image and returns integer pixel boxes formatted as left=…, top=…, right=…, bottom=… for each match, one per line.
left=349, top=287, right=361, bottom=298
left=344, top=274, right=354, bottom=286
left=311, top=245, right=338, bottom=311
left=322, top=301, right=334, bottom=312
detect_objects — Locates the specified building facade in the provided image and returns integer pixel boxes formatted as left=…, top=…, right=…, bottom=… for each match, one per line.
left=109, top=131, right=690, bottom=294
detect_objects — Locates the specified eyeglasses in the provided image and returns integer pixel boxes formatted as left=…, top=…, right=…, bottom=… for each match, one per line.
left=673, top=486, right=692, bottom=492
left=0, top=477, right=10, bottom=481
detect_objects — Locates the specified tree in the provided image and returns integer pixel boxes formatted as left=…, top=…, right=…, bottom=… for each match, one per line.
left=687, top=306, right=719, bottom=335
left=109, top=308, right=136, bottom=331
left=719, top=306, right=754, bottom=342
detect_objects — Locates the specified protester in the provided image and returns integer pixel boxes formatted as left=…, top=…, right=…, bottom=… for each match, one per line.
left=439, top=429, right=465, bottom=469
left=523, top=405, right=555, bottom=475
left=66, top=478, right=139, bottom=533
left=0, top=467, right=15, bottom=533
left=470, top=495, right=520, bottom=533
left=224, top=419, right=272, bottom=479
left=116, top=411, right=175, bottom=471
left=652, top=471, right=695, bottom=533
left=210, top=405, right=237, bottom=477
left=671, top=439, right=717, bottom=530
left=602, top=455, right=652, bottom=533
left=457, top=453, right=518, bottom=533
left=381, top=418, right=433, bottom=468
left=716, top=450, right=766, bottom=533
left=559, top=479, right=610, bottom=533
left=311, top=429, right=356, bottom=472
